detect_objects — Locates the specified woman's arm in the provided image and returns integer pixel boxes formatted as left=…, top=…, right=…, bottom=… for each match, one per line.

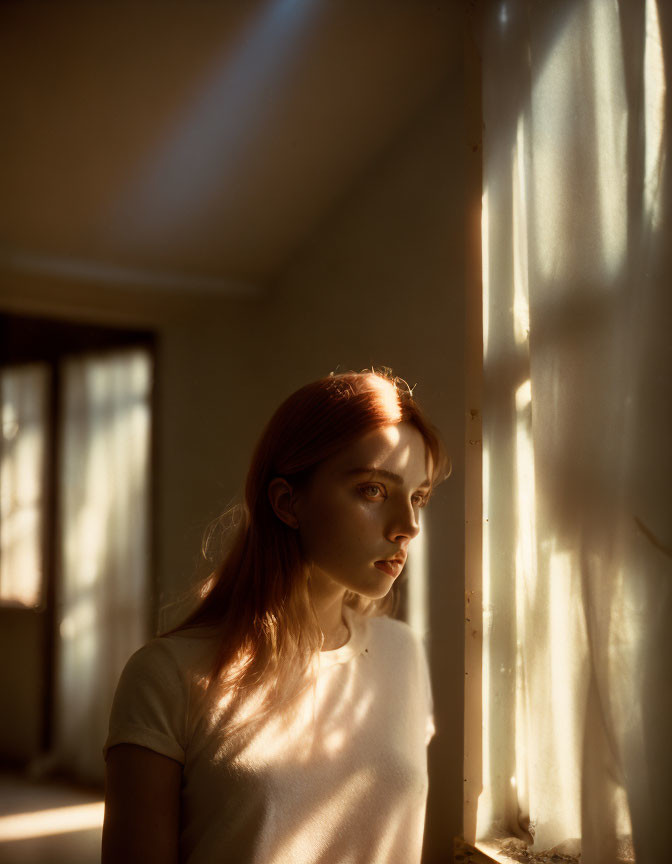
left=102, top=743, right=182, bottom=864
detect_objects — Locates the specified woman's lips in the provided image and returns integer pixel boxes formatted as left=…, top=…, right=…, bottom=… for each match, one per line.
left=374, top=559, right=404, bottom=578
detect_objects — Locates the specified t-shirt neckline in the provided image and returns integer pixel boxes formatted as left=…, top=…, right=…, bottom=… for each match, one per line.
left=318, top=605, right=369, bottom=668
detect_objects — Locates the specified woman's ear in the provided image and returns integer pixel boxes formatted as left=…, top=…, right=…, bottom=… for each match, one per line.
left=267, top=477, right=300, bottom=529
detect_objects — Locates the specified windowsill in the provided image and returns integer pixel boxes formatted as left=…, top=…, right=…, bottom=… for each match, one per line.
left=457, top=836, right=634, bottom=864
left=456, top=837, right=574, bottom=864
left=454, top=838, right=502, bottom=863
left=468, top=840, right=537, bottom=863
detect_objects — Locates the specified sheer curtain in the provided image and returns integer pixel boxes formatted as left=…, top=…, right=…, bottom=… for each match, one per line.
left=54, top=349, right=152, bottom=784
left=477, top=1, right=671, bottom=862
left=0, top=365, right=48, bottom=607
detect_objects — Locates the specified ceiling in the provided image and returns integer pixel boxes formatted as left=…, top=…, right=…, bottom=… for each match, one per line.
left=0, top=1, right=460, bottom=292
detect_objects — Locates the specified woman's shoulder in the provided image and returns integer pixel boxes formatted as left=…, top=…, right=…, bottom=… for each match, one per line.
left=106, top=628, right=220, bottom=763
left=121, top=627, right=220, bottom=684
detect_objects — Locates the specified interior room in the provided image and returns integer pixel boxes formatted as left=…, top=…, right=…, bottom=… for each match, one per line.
left=1, top=2, right=472, bottom=861
left=1, top=1, right=669, bottom=863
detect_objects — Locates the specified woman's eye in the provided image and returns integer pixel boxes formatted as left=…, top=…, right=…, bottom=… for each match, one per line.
left=359, top=484, right=385, bottom=500
left=412, top=493, right=429, bottom=508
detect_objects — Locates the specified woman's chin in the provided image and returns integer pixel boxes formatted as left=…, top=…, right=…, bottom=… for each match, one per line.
left=348, top=570, right=395, bottom=601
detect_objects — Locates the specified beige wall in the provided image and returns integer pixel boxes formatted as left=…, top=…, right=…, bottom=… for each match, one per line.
left=0, top=59, right=474, bottom=864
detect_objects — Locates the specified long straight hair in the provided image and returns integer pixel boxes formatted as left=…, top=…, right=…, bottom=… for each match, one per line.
left=171, top=370, right=448, bottom=721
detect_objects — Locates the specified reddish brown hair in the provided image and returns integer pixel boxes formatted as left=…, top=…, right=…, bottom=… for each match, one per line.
left=173, top=370, right=448, bottom=721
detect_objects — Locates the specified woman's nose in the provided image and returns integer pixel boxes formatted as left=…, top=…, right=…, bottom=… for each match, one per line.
left=386, top=499, right=420, bottom=544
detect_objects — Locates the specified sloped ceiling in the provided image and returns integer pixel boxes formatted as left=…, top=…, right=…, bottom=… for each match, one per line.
left=0, top=1, right=460, bottom=292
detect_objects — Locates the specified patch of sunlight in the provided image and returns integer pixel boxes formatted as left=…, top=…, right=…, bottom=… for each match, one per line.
left=115, top=0, right=322, bottom=242
left=513, top=377, right=535, bottom=823
left=69, top=505, right=105, bottom=590
left=530, top=15, right=577, bottom=280
left=614, top=784, right=633, bottom=840
left=128, top=351, right=152, bottom=395
left=407, top=511, right=428, bottom=641
left=482, top=444, right=491, bottom=618
left=268, top=765, right=377, bottom=864
left=59, top=597, right=97, bottom=642
left=513, top=634, right=530, bottom=831
left=515, top=379, right=531, bottom=413
left=589, top=0, right=627, bottom=279
left=644, top=0, right=665, bottom=231
left=514, top=375, right=533, bottom=608
left=608, top=566, right=642, bottom=689
left=512, top=116, right=529, bottom=347
left=531, top=5, right=626, bottom=281
left=498, top=2, right=509, bottom=29
left=0, top=365, right=48, bottom=607
left=475, top=443, right=493, bottom=839
left=547, top=546, right=583, bottom=837
left=214, top=662, right=368, bottom=767
left=607, top=566, right=638, bottom=840
left=0, top=801, right=104, bottom=842
left=351, top=687, right=374, bottom=728
left=321, top=727, right=347, bottom=757
left=370, top=377, right=404, bottom=425
left=482, top=187, right=490, bottom=362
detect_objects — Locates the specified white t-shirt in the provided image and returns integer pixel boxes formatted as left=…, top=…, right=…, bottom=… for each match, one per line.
left=104, top=607, right=435, bottom=864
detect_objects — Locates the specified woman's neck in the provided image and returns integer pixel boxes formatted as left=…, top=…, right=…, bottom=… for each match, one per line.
left=308, top=571, right=349, bottom=651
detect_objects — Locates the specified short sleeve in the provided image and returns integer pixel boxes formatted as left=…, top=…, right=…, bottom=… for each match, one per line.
left=103, top=639, right=188, bottom=764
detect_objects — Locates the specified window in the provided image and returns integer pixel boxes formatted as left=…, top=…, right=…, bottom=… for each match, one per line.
left=0, top=364, right=49, bottom=607
left=466, top=2, right=668, bottom=861
left=0, top=314, right=154, bottom=782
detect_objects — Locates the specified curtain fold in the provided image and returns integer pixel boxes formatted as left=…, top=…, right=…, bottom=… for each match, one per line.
left=479, top=1, right=671, bottom=861
left=54, top=349, right=151, bottom=784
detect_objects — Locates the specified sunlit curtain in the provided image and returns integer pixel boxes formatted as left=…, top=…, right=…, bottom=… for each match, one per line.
left=0, top=365, right=48, bottom=607
left=478, top=1, right=671, bottom=862
left=54, top=349, right=152, bottom=784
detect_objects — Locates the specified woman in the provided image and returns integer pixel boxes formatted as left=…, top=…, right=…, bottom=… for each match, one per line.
left=102, top=369, right=448, bottom=864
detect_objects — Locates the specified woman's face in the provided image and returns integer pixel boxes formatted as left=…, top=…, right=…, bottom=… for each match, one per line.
left=293, top=422, right=431, bottom=600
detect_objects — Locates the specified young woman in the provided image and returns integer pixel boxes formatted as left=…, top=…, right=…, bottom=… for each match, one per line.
left=102, top=370, right=448, bottom=864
